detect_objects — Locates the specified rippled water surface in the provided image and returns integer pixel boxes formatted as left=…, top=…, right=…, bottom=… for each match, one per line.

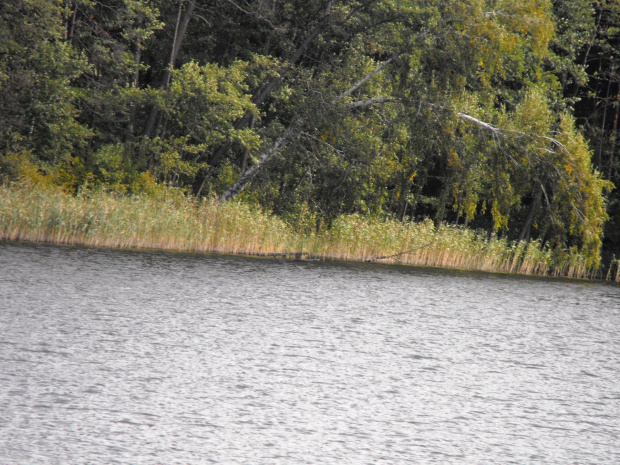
left=1, top=241, right=619, bottom=464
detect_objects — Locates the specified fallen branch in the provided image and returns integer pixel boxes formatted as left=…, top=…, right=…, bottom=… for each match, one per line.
left=365, top=242, right=433, bottom=262
left=265, top=251, right=308, bottom=260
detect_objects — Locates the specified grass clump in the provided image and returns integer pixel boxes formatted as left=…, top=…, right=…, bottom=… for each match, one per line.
left=0, top=182, right=611, bottom=280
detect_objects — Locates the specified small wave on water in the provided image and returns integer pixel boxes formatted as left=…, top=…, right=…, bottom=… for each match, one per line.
left=1, top=241, right=619, bottom=464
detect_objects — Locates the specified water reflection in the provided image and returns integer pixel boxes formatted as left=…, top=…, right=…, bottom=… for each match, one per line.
left=1, top=241, right=619, bottom=464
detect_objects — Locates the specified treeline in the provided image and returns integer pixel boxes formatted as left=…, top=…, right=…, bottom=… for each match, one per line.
left=1, top=0, right=619, bottom=269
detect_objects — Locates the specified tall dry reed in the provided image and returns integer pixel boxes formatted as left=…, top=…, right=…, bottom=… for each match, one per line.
left=0, top=182, right=610, bottom=280
left=0, top=182, right=295, bottom=255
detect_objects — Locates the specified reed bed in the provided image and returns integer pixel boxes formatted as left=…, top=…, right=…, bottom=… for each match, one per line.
left=310, top=215, right=556, bottom=276
left=0, top=183, right=296, bottom=256
left=0, top=182, right=612, bottom=280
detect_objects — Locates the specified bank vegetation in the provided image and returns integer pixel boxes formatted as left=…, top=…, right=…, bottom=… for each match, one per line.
left=2, top=182, right=618, bottom=281
left=2, top=1, right=620, bottom=281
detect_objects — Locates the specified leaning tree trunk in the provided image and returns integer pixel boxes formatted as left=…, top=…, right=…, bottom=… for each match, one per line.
left=218, top=57, right=396, bottom=202
left=205, top=0, right=335, bottom=171
left=219, top=115, right=308, bottom=201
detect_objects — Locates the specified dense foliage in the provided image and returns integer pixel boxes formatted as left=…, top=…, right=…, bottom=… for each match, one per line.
left=1, top=0, right=618, bottom=268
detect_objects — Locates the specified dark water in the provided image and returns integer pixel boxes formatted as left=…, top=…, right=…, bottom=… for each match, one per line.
left=1, top=242, right=619, bottom=464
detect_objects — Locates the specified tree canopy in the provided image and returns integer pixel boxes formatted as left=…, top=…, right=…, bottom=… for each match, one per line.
left=1, top=0, right=617, bottom=268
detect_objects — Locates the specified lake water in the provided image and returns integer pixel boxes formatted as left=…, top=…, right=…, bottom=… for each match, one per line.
left=1, top=241, right=619, bottom=464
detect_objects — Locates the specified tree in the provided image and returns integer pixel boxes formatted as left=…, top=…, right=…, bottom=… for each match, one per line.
left=0, top=0, right=612, bottom=267
left=215, top=0, right=609, bottom=265
left=142, top=60, right=261, bottom=188
left=567, top=0, right=620, bottom=255
left=0, top=0, right=90, bottom=184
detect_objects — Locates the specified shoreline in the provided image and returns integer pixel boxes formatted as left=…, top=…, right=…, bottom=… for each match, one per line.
left=3, top=233, right=618, bottom=285
left=1, top=183, right=616, bottom=281
left=4, top=237, right=619, bottom=287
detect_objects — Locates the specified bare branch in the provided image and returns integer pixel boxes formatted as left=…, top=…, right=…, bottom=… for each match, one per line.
left=365, top=242, right=433, bottom=262
left=303, top=132, right=345, bottom=157
left=456, top=112, right=500, bottom=133
left=541, top=135, right=571, bottom=156
left=193, top=13, right=211, bottom=27
left=331, top=56, right=396, bottom=104
left=424, top=102, right=500, bottom=133
left=348, top=97, right=401, bottom=108
left=539, top=182, right=559, bottom=227
left=427, top=102, right=575, bottom=169
left=220, top=0, right=277, bottom=29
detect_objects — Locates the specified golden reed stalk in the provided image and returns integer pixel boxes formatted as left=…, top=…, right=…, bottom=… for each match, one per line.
left=0, top=183, right=610, bottom=280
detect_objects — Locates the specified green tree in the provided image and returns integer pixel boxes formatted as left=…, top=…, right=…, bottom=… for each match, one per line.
left=0, top=0, right=90, bottom=184
left=0, top=0, right=612, bottom=268
left=216, top=0, right=609, bottom=265
left=143, top=60, right=260, bottom=188
left=568, top=0, right=620, bottom=255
